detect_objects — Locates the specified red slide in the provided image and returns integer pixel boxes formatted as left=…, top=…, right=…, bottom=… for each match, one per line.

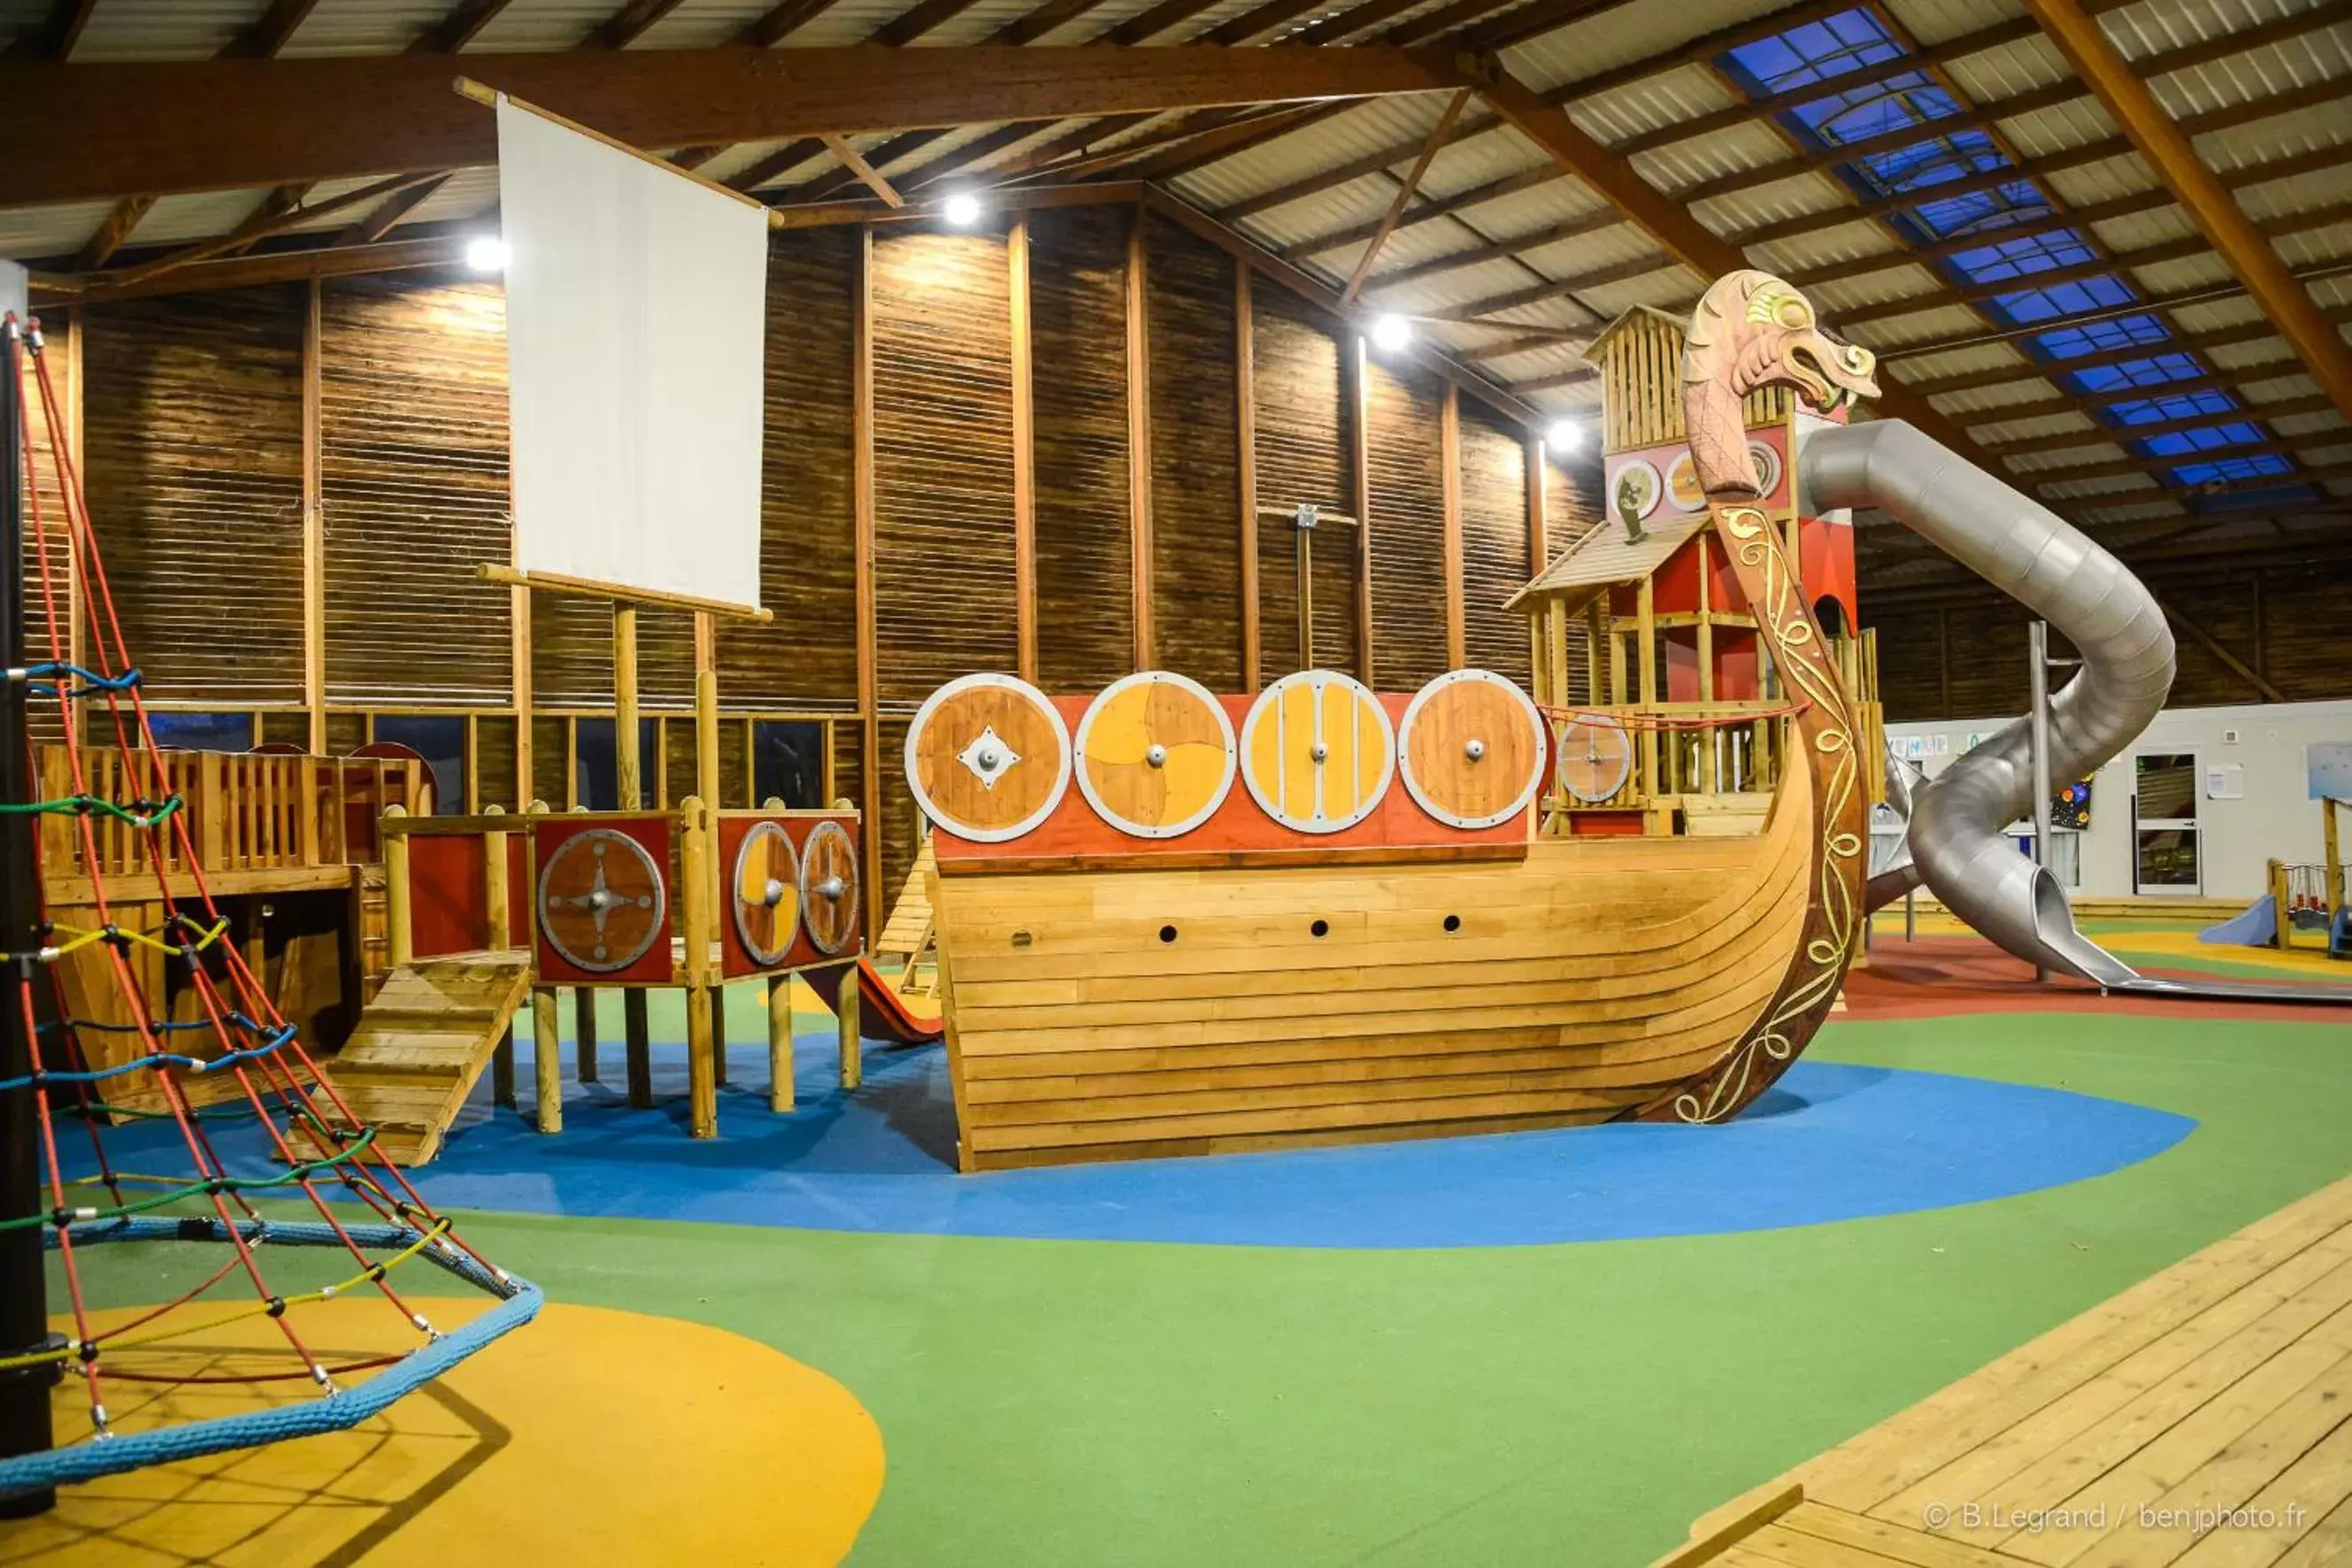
left=803, top=957, right=946, bottom=1045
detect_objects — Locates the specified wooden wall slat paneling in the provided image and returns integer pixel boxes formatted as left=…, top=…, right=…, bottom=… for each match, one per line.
left=1026, top=206, right=1133, bottom=696
left=530, top=715, right=565, bottom=807
left=475, top=715, right=517, bottom=812
left=1364, top=356, right=1449, bottom=691
left=871, top=228, right=1018, bottom=902
left=1145, top=212, right=1244, bottom=692
left=15, top=319, right=74, bottom=745
left=1249, top=280, right=1357, bottom=680
left=82, top=287, right=306, bottom=705
left=317, top=274, right=509, bottom=708
left=871, top=229, right=1019, bottom=707
left=719, top=227, right=860, bottom=711
left=1459, top=402, right=1532, bottom=684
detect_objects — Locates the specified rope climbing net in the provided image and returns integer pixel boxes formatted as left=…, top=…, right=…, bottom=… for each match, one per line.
left=0, top=313, right=538, bottom=1495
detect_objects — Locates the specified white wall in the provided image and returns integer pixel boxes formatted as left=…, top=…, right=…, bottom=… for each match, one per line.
left=1885, top=698, right=2352, bottom=902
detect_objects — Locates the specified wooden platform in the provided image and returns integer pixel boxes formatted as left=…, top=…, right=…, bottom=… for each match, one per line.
left=319, top=951, right=534, bottom=1165
left=1657, top=1174, right=2352, bottom=1567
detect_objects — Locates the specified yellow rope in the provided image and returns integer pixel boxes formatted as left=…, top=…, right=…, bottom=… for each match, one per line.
left=47, top=917, right=231, bottom=960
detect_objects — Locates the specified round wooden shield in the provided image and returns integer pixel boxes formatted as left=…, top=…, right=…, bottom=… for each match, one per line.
left=798, top=819, right=860, bottom=957
left=904, top=673, right=1072, bottom=843
left=1398, top=670, right=1546, bottom=830
left=1555, top=715, right=1634, bottom=803
left=1072, top=671, right=1237, bottom=840
left=1239, top=671, right=1395, bottom=835
left=731, top=819, right=803, bottom=969
left=537, top=827, right=665, bottom=973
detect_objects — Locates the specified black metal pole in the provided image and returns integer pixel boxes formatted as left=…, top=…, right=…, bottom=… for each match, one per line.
left=0, top=313, right=61, bottom=1517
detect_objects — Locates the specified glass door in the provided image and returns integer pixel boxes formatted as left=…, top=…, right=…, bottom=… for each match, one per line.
left=2133, top=752, right=2201, bottom=894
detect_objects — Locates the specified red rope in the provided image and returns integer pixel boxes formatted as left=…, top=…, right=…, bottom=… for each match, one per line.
left=7, top=315, right=511, bottom=1422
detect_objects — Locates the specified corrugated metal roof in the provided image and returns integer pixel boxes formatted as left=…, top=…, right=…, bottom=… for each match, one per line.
left=66, top=0, right=267, bottom=61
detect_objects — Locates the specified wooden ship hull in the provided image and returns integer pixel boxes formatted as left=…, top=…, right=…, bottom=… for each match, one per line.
left=932, top=804, right=1818, bottom=1170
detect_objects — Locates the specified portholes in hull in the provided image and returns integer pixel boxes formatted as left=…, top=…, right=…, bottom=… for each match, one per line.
left=1310, top=919, right=1329, bottom=939
left=1443, top=914, right=1462, bottom=934
left=1159, top=925, right=1179, bottom=944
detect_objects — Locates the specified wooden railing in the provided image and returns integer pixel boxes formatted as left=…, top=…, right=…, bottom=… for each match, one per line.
left=35, top=745, right=431, bottom=888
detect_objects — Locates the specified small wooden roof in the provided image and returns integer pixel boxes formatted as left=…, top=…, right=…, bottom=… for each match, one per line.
left=1504, top=511, right=1711, bottom=611
left=1580, top=304, right=1687, bottom=365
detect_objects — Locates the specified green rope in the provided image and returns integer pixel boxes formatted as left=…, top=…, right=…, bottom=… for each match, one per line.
left=6, top=1126, right=380, bottom=1232
left=0, top=792, right=183, bottom=830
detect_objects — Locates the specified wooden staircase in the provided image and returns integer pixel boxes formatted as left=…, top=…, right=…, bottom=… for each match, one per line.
left=875, top=836, right=938, bottom=999
left=321, top=951, right=535, bottom=1165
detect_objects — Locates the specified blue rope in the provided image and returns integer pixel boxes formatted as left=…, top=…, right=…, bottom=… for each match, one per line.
left=0, top=1217, right=539, bottom=1495
left=0, top=1018, right=296, bottom=1092
left=18, top=663, right=141, bottom=700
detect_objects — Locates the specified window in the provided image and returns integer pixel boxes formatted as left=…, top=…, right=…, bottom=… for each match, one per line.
left=573, top=718, right=660, bottom=811
left=1910, top=181, right=2049, bottom=240
left=144, top=711, right=257, bottom=752
left=371, top=715, right=469, bottom=817
left=752, top=721, right=828, bottom=811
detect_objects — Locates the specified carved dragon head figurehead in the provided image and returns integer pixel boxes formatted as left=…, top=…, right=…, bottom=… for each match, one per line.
left=1682, top=271, right=1880, bottom=499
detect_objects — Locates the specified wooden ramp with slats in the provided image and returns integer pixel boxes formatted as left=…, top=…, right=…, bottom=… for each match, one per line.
left=1656, top=1173, right=2352, bottom=1567
left=320, top=952, right=535, bottom=1166
left=875, top=835, right=937, bottom=998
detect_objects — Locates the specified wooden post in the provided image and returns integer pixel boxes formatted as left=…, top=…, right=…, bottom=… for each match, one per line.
left=1010, top=217, right=1038, bottom=682
left=767, top=975, right=794, bottom=1113
left=680, top=796, right=717, bottom=1138
left=301, top=278, right=326, bottom=753
left=573, top=987, right=598, bottom=1084
left=1295, top=518, right=1315, bottom=673
left=532, top=985, right=561, bottom=1134
left=614, top=603, right=642, bottom=809
left=853, top=226, right=883, bottom=950
left=1126, top=202, right=1156, bottom=671
left=493, top=1021, right=516, bottom=1108
left=1696, top=537, right=1716, bottom=795
left=1348, top=335, right=1373, bottom=682
left=837, top=961, right=862, bottom=1091
left=481, top=803, right=509, bottom=950
left=2271, top=859, right=2292, bottom=951
left=1235, top=256, right=1259, bottom=691
left=2324, top=796, right=2344, bottom=914
left=1636, top=574, right=1658, bottom=807
left=1441, top=383, right=1464, bottom=671
left=1527, top=432, right=1549, bottom=574
left=382, top=804, right=411, bottom=967
left=624, top=988, right=651, bottom=1108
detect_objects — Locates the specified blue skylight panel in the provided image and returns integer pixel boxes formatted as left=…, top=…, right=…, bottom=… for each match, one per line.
left=1725, top=10, right=1905, bottom=94
left=1910, top=181, right=2050, bottom=239
left=2103, top=389, right=2240, bottom=426
left=2033, top=315, right=2172, bottom=357
left=2171, top=455, right=2294, bottom=486
left=1993, top=274, right=2139, bottom=325
left=1948, top=228, right=2098, bottom=283
left=1792, top=75, right=1961, bottom=144
left=2138, top=421, right=2267, bottom=457
left=2069, top=354, right=2205, bottom=393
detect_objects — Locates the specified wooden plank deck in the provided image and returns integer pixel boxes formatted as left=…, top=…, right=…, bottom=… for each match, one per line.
left=1655, top=1174, right=2352, bottom=1568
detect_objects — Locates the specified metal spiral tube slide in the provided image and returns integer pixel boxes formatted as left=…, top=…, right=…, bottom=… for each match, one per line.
left=1800, top=419, right=2347, bottom=1004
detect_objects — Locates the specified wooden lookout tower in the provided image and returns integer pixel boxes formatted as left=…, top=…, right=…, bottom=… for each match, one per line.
left=1510, top=305, right=1885, bottom=836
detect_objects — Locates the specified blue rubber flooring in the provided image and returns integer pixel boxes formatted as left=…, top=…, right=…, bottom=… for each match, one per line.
left=74, top=1031, right=2194, bottom=1249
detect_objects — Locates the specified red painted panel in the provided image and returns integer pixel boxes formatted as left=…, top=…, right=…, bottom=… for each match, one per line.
left=531, top=815, right=675, bottom=987
left=1567, top=810, right=1647, bottom=836
left=408, top=834, right=488, bottom=958
left=716, top=811, right=864, bottom=979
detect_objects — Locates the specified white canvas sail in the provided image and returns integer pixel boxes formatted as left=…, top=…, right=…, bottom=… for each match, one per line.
left=496, top=94, right=767, bottom=612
